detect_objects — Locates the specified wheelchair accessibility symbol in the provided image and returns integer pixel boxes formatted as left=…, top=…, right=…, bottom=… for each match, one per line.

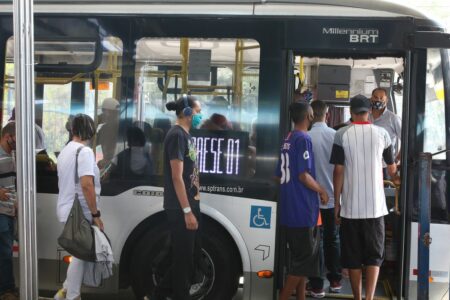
left=250, top=206, right=271, bottom=229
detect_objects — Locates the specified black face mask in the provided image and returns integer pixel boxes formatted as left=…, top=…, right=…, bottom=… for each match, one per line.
left=7, top=137, right=16, bottom=151
left=372, top=101, right=386, bottom=110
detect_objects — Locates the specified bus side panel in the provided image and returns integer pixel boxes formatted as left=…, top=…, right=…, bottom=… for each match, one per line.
left=409, top=222, right=450, bottom=299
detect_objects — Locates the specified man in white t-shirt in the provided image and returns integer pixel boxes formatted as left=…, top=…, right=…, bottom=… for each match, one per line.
left=97, top=98, right=120, bottom=170
left=330, top=95, right=397, bottom=300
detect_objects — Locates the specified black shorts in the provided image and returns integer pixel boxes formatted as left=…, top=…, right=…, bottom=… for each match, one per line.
left=285, top=226, right=320, bottom=277
left=340, top=217, right=385, bottom=269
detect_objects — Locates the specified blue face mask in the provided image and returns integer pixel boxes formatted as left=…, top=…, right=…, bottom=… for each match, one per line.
left=191, top=114, right=203, bottom=128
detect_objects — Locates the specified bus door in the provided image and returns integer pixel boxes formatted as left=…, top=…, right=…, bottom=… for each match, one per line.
left=404, top=31, right=450, bottom=300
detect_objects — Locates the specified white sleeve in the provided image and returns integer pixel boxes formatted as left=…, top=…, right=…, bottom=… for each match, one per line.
left=77, top=147, right=95, bottom=178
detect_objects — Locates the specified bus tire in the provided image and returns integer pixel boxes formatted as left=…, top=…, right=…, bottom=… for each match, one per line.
left=130, top=222, right=240, bottom=300
left=201, top=225, right=240, bottom=300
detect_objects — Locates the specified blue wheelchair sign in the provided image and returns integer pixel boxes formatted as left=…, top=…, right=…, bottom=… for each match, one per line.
left=250, top=206, right=271, bottom=229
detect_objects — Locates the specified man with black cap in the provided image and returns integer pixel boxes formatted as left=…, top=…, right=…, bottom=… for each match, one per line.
left=330, top=95, right=397, bottom=300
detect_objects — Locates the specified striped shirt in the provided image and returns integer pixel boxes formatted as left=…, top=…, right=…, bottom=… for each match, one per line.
left=0, top=146, right=16, bottom=217
left=330, top=122, right=394, bottom=219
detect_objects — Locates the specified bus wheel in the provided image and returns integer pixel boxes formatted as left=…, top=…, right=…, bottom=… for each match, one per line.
left=130, top=224, right=240, bottom=300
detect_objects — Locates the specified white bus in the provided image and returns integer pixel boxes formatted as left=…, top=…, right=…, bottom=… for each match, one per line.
left=0, top=1, right=449, bottom=299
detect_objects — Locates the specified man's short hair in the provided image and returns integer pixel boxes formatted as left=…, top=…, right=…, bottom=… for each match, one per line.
left=311, top=100, right=328, bottom=118
left=372, top=87, right=387, bottom=96
left=1, top=122, right=15, bottom=138
left=289, top=101, right=310, bottom=124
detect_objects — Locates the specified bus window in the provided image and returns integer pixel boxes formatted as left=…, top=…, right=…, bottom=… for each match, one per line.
left=423, top=49, right=446, bottom=160
left=1, top=36, right=123, bottom=191
left=133, top=38, right=260, bottom=183
left=417, top=48, right=448, bottom=224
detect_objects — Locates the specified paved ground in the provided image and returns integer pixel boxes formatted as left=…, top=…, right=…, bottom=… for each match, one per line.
left=38, top=278, right=390, bottom=299
left=39, top=288, right=242, bottom=300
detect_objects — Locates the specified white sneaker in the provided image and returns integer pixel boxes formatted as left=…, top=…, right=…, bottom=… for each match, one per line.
left=53, top=289, right=81, bottom=300
left=54, top=288, right=66, bottom=300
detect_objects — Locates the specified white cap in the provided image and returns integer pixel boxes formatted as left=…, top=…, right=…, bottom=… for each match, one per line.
left=102, top=98, right=120, bottom=111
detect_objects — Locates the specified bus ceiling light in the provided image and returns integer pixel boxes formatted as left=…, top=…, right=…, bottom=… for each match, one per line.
left=63, top=255, right=72, bottom=264
left=257, top=270, right=273, bottom=278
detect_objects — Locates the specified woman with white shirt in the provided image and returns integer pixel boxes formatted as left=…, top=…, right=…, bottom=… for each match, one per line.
left=54, top=114, right=104, bottom=300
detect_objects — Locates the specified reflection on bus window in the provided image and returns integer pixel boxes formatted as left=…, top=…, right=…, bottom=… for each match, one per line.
left=423, top=49, right=446, bottom=160
left=43, top=84, right=72, bottom=155
left=133, top=38, right=260, bottom=181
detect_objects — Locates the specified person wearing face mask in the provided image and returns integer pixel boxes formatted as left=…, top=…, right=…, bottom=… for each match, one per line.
left=151, top=95, right=202, bottom=300
left=276, top=101, right=328, bottom=300
left=369, top=88, right=402, bottom=164
left=0, top=122, right=19, bottom=300
left=54, top=114, right=104, bottom=300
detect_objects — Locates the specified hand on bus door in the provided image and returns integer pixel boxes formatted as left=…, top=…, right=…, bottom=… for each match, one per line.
left=93, top=217, right=104, bottom=231
left=185, top=212, right=198, bottom=231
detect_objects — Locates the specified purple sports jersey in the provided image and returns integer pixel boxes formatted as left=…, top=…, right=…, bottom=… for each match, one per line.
left=276, top=130, right=319, bottom=228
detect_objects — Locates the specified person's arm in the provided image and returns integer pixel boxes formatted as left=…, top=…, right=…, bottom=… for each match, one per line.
left=394, top=114, right=402, bottom=162
left=298, top=172, right=328, bottom=205
left=333, top=165, right=345, bottom=224
left=80, top=175, right=103, bottom=231
left=329, top=131, right=345, bottom=225
left=170, top=159, right=198, bottom=231
left=78, top=148, right=104, bottom=230
left=382, top=131, right=398, bottom=179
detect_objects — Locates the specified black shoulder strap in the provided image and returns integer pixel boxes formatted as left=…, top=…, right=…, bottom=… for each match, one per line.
left=74, top=146, right=84, bottom=184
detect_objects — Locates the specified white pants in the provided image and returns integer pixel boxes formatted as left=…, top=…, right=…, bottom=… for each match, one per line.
left=63, top=256, right=87, bottom=299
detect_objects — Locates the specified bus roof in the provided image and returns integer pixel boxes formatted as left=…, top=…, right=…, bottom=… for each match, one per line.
left=0, top=0, right=429, bottom=19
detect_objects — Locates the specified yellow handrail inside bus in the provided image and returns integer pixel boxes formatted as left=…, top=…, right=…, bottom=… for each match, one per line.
left=384, top=180, right=400, bottom=215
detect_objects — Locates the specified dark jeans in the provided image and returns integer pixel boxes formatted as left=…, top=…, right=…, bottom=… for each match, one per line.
left=309, top=208, right=342, bottom=289
left=0, top=214, right=15, bottom=294
left=157, top=203, right=202, bottom=300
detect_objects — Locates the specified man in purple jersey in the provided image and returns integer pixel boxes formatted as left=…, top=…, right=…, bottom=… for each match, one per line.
left=276, top=101, right=329, bottom=300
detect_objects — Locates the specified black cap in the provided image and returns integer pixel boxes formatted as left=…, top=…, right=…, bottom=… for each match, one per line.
left=350, top=95, right=371, bottom=113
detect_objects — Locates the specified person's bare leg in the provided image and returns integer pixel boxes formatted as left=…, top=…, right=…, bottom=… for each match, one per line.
left=348, top=268, right=362, bottom=300
left=295, top=277, right=307, bottom=300
left=365, top=266, right=380, bottom=300
left=279, top=275, right=301, bottom=300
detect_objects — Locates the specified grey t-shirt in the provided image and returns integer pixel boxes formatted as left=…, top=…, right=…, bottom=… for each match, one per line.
left=370, top=109, right=401, bottom=157
left=309, top=122, right=336, bottom=209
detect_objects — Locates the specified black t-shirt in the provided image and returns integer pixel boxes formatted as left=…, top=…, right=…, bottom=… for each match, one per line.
left=163, top=125, right=199, bottom=210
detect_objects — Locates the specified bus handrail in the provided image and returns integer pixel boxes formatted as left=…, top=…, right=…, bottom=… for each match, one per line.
left=384, top=180, right=400, bottom=215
